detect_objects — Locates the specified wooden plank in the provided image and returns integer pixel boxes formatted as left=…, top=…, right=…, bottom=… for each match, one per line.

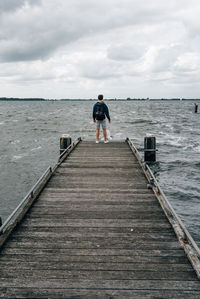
left=19, top=218, right=172, bottom=227
left=4, top=240, right=182, bottom=250
left=43, top=188, right=154, bottom=195
left=23, top=203, right=165, bottom=212
left=0, top=278, right=200, bottom=290
left=10, top=229, right=177, bottom=239
left=0, top=260, right=193, bottom=271
left=44, top=192, right=155, bottom=199
left=10, top=225, right=176, bottom=234
left=3, top=246, right=188, bottom=263
left=0, top=288, right=200, bottom=299
left=10, top=233, right=177, bottom=243
left=27, top=200, right=163, bottom=209
left=25, top=211, right=167, bottom=219
left=46, top=183, right=149, bottom=189
left=0, top=269, right=197, bottom=280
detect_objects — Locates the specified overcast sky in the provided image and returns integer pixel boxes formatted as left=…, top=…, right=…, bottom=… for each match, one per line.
left=0, top=0, right=200, bottom=99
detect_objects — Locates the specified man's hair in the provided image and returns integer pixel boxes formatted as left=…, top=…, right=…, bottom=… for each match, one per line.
left=98, top=94, right=103, bottom=101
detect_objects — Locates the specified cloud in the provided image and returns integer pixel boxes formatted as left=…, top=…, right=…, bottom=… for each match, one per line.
left=0, top=0, right=24, bottom=13
left=0, top=0, right=192, bottom=63
left=1, top=0, right=200, bottom=98
left=0, top=0, right=41, bottom=14
left=107, top=44, right=145, bottom=61
left=173, top=52, right=200, bottom=73
left=79, top=54, right=123, bottom=80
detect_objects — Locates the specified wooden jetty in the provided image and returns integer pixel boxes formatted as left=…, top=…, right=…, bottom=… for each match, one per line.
left=0, top=139, right=200, bottom=298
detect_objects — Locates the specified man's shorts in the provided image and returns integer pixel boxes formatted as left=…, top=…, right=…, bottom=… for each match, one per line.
left=96, top=119, right=106, bottom=130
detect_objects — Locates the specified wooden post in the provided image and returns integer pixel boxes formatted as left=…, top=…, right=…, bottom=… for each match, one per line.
left=195, top=104, right=198, bottom=113
left=144, top=134, right=156, bottom=162
left=60, top=134, right=72, bottom=155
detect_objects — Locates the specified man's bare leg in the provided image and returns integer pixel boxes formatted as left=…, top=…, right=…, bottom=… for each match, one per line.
left=103, top=128, right=107, bottom=141
left=96, top=129, right=100, bottom=142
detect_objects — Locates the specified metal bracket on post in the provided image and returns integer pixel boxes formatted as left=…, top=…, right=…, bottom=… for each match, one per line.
left=147, top=178, right=155, bottom=189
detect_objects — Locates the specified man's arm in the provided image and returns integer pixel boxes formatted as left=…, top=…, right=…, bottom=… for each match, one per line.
left=104, top=104, right=111, bottom=122
left=93, top=104, right=96, bottom=122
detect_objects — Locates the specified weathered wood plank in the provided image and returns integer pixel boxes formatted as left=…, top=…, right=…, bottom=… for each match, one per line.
left=0, top=268, right=197, bottom=280
left=39, top=192, right=155, bottom=199
left=4, top=239, right=182, bottom=250
left=42, top=187, right=154, bottom=194
left=46, top=183, right=149, bottom=189
left=19, top=218, right=172, bottom=227
left=0, top=278, right=200, bottom=290
left=49, top=178, right=148, bottom=185
left=27, top=202, right=164, bottom=210
left=0, top=260, right=193, bottom=271
left=1, top=247, right=186, bottom=256
left=25, top=210, right=166, bottom=219
left=9, top=225, right=174, bottom=234
left=0, top=288, right=200, bottom=299
left=12, top=230, right=176, bottom=240
left=0, top=252, right=189, bottom=264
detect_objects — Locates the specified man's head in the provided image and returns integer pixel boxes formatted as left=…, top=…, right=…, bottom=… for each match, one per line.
left=98, top=94, right=103, bottom=101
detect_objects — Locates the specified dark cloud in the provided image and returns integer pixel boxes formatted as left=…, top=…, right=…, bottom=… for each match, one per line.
left=0, top=0, right=41, bottom=14
left=0, top=0, right=200, bottom=98
left=0, top=0, right=25, bottom=13
left=0, top=0, right=190, bottom=63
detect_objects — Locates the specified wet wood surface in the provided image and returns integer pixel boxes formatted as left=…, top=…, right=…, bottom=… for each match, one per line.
left=0, top=140, right=200, bottom=298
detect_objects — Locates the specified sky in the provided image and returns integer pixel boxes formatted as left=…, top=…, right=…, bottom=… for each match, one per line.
left=0, top=0, right=200, bottom=99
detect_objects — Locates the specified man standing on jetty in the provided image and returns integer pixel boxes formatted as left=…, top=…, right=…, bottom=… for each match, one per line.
left=93, top=94, right=111, bottom=144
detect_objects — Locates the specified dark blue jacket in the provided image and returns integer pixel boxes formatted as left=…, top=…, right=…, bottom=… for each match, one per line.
left=93, top=101, right=110, bottom=121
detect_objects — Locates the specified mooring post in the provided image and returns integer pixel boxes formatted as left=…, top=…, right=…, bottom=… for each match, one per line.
left=144, top=134, right=156, bottom=162
left=60, top=134, right=72, bottom=155
left=194, top=103, right=198, bottom=113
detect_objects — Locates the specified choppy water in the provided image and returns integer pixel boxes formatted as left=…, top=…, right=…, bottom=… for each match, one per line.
left=0, top=100, right=199, bottom=247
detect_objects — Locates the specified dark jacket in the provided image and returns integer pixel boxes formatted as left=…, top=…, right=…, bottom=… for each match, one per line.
left=93, top=101, right=110, bottom=121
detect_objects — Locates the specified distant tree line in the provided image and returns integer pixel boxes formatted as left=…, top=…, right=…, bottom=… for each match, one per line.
left=0, top=97, right=46, bottom=101
left=0, top=97, right=200, bottom=102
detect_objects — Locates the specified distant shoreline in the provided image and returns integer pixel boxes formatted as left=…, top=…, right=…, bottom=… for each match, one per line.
left=0, top=97, right=200, bottom=102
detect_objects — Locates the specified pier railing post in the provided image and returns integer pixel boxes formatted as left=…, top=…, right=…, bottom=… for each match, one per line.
left=144, top=134, right=156, bottom=162
left=60, top=134, right=72, bottom=155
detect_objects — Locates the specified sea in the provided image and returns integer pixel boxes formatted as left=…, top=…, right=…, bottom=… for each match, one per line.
left=0, top=100, right=199, bottom=247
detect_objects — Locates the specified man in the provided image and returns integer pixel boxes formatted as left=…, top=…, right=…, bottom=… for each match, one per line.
left=93, top=94, right=111, bottom=144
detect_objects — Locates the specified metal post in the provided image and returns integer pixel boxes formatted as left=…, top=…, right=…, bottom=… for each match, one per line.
left=60, top=134, right=72, bottom=155
left=195, top=103, right=198, bottom=113
left=144, top=134, right=156, bottom=162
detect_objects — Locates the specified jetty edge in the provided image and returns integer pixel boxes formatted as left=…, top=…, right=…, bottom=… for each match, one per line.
left=126, top=138, right=200, bottom=277
left=0, top=137, right=199, bottom=298
left=0, top=137, right=81, bottom=243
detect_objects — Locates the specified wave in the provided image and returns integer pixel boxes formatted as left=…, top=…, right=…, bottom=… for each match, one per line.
left=125, top=119, right=158, bottom=125
left=30, top=146, right=42, bottom=152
